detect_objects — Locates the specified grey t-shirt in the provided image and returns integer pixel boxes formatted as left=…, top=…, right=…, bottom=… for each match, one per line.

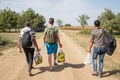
left=91, top=27, right=105, bottom=48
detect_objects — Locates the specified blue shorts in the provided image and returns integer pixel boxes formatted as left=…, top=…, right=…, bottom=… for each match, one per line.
left=45, top=43, right=58, bottom=55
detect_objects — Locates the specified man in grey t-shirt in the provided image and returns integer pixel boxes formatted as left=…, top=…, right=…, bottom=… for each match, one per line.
left=88, top=20, right=105, bottom=78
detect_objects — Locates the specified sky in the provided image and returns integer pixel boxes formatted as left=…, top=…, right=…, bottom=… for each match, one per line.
left=0, top=0, right=120, bottom=26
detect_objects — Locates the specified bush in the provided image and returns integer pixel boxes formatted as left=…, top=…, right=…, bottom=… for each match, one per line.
left=0, top=36, right=16, bottom=51
left=64, top=24, right=71, bottom=26
left=79, top=29, right=92, bottom=35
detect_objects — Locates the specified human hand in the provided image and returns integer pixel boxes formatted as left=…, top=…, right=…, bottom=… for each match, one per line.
left=88, top=48, right=91, bottom=53
left=37, top=48, right=41, bottom=52
left=18, top=48, right=22, bottom=53
left=59, top=43, right=62, bottom=48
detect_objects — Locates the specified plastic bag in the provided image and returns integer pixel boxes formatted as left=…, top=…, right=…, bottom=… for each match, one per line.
left=34, top=50, right=42, bottom=65
left=84, top=53, right=92, bottom=65
left=57, top=48, right=65, bottom=63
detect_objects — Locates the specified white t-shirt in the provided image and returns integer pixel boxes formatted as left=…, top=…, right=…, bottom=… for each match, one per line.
left=19, top=26, right=36, bottom=48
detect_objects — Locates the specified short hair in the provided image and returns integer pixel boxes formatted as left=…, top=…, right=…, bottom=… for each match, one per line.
left=94, top=20, right=100, bottom=27
left=49, top=18, right=54, bottom=24
left=25, top=21, right=30, bottom=27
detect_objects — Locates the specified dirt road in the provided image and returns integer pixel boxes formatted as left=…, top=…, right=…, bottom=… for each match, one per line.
left=0, top=31, right=119, bottom=80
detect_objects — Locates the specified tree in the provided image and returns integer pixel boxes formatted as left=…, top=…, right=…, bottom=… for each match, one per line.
left=21, top=8, right=46, bottom=30
left=0, top=7, right=18, bottom=32
left=114, top=13, right=120, bottom=34
left=0, top=8, right=46, bottom=32
left=56, top=19, right=63, bottom=27
left=98, top=8, right=116, bottom=33
left=64, top=24, right=71, bottom=26
left=77, top=14, right=90, bottom=29
left=32, top=13, right=46, bottom=30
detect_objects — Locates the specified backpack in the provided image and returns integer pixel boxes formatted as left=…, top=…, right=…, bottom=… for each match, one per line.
left=103, top=29, right=117, bottom=56
left=45, top=26, right=57, bottom=43
left=22, top=30, right=32, bottom=48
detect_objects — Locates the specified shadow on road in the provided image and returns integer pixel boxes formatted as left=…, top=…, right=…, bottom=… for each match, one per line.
left=0, top=53, right=3, bottom=56
left=102, top=70, right=120, bottom=77
left=32, top=62, right=85, bottom=76
left=53, top=63, right=85, bottom=72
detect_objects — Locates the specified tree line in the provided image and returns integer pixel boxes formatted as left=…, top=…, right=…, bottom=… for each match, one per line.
left=0, top=7, right=45, bottom=32
left=77, top=8, right=120, bottom=34
left=0, top=8, right=120, bottom=34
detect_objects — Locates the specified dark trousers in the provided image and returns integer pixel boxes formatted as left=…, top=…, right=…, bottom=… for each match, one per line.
left=23, top=48, right=35, bottom=72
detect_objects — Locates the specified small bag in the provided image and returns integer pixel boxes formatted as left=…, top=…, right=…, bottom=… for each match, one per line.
left=84, top=53, right=92, bottom=65
left=57, top=48, right=65, bottom=63
left=34, top=50, right=42, bottom=65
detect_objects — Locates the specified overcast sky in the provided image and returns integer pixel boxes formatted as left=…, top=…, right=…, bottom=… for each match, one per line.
left=0, top=0, right=120, bottom=26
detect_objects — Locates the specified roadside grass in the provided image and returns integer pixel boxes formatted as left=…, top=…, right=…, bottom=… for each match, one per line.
left=0, top=35, right=16, bottom=51
left=104, top=56, right=120, bottom=78
left=0, top=32, right=43, bottom=51
left=62, top=29, right=120, bottom=79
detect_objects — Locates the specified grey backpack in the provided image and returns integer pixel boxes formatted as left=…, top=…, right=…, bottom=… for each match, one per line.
left=45, top=27, right=57, bottom=43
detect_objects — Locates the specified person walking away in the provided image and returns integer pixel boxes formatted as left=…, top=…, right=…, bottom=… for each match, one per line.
left=88, top=20, right=106, bottom=78
left=43, top=18, right=62, bottom=71
left=18, top=21, right=40, bottom=76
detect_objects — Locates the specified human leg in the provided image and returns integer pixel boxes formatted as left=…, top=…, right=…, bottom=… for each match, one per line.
left=23, top=48, right=29, bottom=66
left=53, top=54, right=57, bottom=65
left=23, top=48, right=32, bottom=76
left=98, top=48, right=105, bottom=77
left=29, top=48, right=35, bottom=72
left=48, top=54, right=52, bottom=70
left=46, top=43, right=53, bottom=70
left=53, top=43, right=58, bottom=65
left=93, top=47, right=98, bottom=72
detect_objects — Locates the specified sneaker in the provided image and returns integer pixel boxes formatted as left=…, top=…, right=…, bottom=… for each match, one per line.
left=29, top=71, right=32, bottom=76
left=32, top=66, right=35, bottom=69
left=98, top=73, right=102, bottom=78
left=92, top=71, right=98, bottom=76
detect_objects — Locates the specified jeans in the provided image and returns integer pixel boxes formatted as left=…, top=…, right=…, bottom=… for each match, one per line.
left=23, top=48, right=35, bottom=72
left=93, top=47, right=105, bottom=74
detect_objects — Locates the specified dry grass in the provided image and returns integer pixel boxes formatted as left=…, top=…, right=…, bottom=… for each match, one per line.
left=62, top=29, right=120, bottom=79
left=60, top=26, right=94, bottom=30
left=0, top=32, right=43, bottom=43
left=0, top=32, right=44, bottom=51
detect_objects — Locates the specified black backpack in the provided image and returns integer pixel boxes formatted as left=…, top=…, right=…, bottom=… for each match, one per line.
left=22, top=30, right=32, bottom=48
left=103, top=29, right=117, bottom=56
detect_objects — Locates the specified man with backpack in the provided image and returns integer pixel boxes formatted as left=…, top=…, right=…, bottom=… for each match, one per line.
left=88, top=20, right=106, bottom=78
left=18, top=21, right=40, bottom=76
left=43, top=18, right=62, bottom=71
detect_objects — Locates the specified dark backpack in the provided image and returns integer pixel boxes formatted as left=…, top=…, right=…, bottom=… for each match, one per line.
left=45, top=26, right=57, bottom=43
left=22, top=30, right=32, bottom=48
left=103, top=29, right=117, bottom=56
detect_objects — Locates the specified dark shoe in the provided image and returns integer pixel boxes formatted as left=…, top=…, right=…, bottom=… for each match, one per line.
left=29, top=71, right=32, bottom=76
left=92, top=71, right=98, bottom=76
left=32, top=66, right=35, bottom=69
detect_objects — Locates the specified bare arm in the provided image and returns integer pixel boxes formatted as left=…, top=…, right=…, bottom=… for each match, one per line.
left=56, top=33, right=62, bottom=48
left=43, top=33, right=46, bottom=43
left=18, top=37, right=22, bottom=53
left=88, top=40, right=94, bottom=53
left=33, top=38, right=39, bottom=50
